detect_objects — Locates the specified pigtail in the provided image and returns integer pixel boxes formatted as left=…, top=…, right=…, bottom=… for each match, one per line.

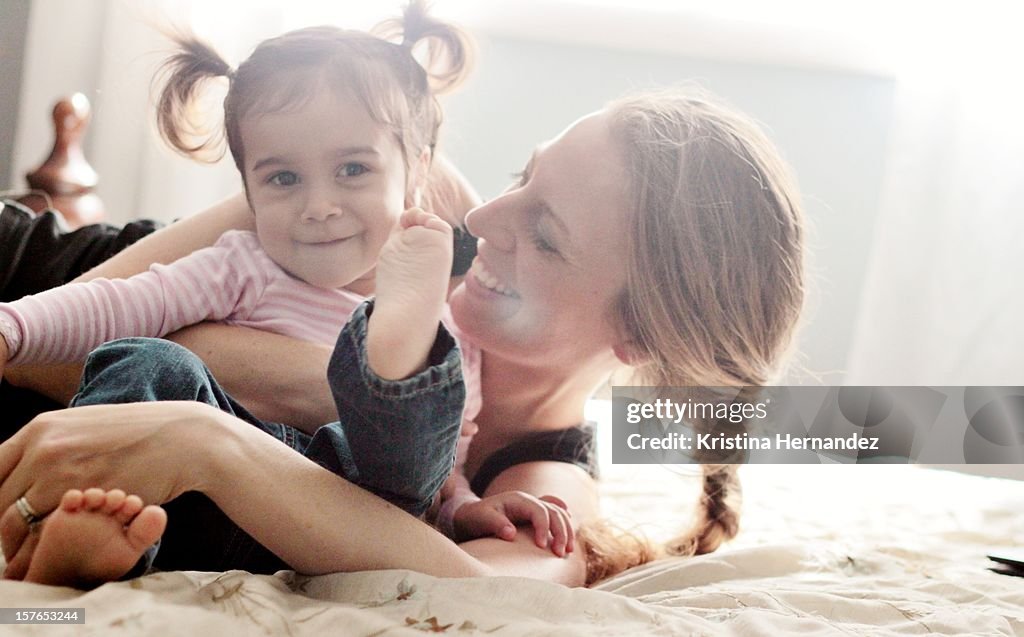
left=154, top=33, right=233, bottom=161
left=578, top=464, right=741, bottom=586
left=664, top=464, right=742, bottom=556
left=578, top=521, right=660, bottom=587
left=373, top=0, right=475, bottom=94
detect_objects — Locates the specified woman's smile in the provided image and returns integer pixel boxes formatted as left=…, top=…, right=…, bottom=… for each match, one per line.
left=467, top=257, right=519, bottom=298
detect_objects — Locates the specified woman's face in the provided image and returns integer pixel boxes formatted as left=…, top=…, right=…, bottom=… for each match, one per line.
left=449, top=111, right=633, bottom=369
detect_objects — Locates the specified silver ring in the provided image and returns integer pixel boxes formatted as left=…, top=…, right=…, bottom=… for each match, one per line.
left=15, top=496, right=42, bottom=526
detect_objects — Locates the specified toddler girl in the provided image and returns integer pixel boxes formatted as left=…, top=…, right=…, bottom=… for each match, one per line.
left=0, top=4, right=567, bottom=583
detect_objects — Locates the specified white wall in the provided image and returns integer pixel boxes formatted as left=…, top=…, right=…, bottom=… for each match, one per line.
left=441, top=35, right=896, bottom=384
left=0, top=0, right=31, bottom=188
left=9, top=2, right=897, bottom=385
left=7, top=1, right=1020, bottom=478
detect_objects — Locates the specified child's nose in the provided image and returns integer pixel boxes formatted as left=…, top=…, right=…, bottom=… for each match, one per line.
left=303, top=189, right=344, bottom=222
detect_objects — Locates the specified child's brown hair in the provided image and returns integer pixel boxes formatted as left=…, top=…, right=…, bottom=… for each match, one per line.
left=155, top=1, right=473, bottom=188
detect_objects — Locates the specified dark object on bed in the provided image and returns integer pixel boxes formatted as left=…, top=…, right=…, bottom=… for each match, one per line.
left=17, top=93, right=106, bottom=228
left=988, top=550, right=1024, bottom=577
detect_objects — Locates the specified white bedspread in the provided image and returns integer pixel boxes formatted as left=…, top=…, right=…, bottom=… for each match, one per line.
left=2, top=462, right=1022, bottom=635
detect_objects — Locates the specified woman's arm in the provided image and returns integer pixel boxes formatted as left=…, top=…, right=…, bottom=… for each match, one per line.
left=202, top=406, right=489, bottom=575
left=72, top=194, right=254, bottom=282
left=165, top=324, right=335, bottom=429
left=458, top=462, right=600, bottom=586
left=0, top=403, right=600, bottom=582
left=0, top=402, right=490, bottom=577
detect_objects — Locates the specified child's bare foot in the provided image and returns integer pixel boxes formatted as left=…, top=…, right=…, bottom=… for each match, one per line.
left=368, top=207, right=454, bottom=380
left=21, top=488, right=166, bottom=588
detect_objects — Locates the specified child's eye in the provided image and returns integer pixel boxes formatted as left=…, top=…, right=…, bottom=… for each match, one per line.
left=338, top=163, right=369, bottom=178
left=268, top=171, right=299, bottom=186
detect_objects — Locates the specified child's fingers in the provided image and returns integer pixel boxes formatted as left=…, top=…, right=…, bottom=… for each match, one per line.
left=539, top=495, right=569, bottom=512
left=464, top=505, right=516, bottom=542
left=560, top=507, right=575, bottom=555
left=544, top=503, right=572, bottom=557
left=522, top=504, right=551, bottom=550
left=541, top=495, right=574, bottom=554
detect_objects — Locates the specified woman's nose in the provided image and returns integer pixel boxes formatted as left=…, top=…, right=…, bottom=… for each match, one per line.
left=465, top=196, right=515, bottom=251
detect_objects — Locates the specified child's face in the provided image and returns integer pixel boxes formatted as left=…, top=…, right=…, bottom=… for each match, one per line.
left=241, top=89, right=408, bottom=293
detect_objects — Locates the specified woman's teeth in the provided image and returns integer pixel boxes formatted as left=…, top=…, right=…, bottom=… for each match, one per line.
left=472, top=260, right=518, bottom=298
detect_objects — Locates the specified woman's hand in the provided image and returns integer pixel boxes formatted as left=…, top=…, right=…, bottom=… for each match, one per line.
left=0, top=401, right=218, bottom=563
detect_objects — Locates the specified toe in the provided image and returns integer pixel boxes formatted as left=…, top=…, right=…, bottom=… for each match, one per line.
left=102, top=490, right=127, bottom=515
left=60, top=489, right=85, bottom=512
left=82, top=488, right=106, bottom=511
left=115, top=495, right=144, bottom=526
left=125, top=506, right=167, bottom=552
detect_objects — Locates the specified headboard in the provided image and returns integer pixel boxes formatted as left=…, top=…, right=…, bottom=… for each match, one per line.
left=17, top=93, right=106, bottom=229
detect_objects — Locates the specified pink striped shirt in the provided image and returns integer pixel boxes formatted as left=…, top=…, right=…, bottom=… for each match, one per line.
left=0, top=229, right=481, bottom=422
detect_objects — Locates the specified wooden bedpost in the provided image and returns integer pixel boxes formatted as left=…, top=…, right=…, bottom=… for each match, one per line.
left=20, top=93, right=106, bottom=228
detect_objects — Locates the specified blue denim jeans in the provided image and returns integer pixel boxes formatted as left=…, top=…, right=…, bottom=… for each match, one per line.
left=70, top=300, right=466, bottom=574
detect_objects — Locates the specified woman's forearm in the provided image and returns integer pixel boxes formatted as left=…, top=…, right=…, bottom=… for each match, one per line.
left=165, top=324, right=335, bottom=430
left=73, top=193, right=253, bottom=283
left=196, top=407, right=491, bottom=577
left=2, top=363, right=81, bottom=404
left=459, top=533, right=586, bottom=585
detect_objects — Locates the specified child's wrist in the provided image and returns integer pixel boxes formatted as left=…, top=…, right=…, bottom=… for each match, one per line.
left=438, top=492, right=481, bottom=540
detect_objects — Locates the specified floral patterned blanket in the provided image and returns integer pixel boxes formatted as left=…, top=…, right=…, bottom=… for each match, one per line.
left=2, top=460, right=1023, bottom=635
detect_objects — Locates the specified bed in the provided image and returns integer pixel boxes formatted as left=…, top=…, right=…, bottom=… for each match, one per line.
left=3, top=101, right=1023, bottom=636
left=1, top=454, right=1022, bottom=635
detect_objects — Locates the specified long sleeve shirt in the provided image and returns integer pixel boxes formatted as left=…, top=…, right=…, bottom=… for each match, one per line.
left=0, top=228, right=481, bottom=417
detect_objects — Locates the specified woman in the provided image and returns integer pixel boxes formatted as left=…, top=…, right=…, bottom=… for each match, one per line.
left=0, top=88, right=805, bottom=587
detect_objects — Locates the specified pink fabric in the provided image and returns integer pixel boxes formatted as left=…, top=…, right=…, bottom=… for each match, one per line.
left=435, top=306, right=484, bottom=537
left=0, top=231, right=365, bottom=362
left=0, top=228, right=483, bottom=426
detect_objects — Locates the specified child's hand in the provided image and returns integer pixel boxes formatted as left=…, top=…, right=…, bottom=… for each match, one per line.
left=453, top=491, right=574, bottom=557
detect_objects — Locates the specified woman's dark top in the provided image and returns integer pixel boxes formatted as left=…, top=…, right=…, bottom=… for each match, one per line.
left=0, top=200, right=163, bottom=303
left=470, top=425, right=598, bottom=495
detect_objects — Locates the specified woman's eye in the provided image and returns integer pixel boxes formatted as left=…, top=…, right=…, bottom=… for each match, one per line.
left=530, top=227, right=558, bottom=255
left=339, top=163, right=369, bottom=178
left=510, top=169, right=528, bottom=187
left=268, top=171, right=299, bottom=186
